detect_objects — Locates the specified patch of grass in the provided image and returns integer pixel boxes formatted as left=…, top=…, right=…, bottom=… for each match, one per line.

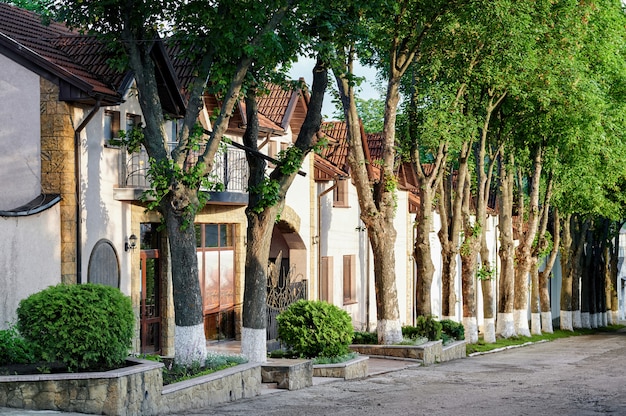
left=466, top=326, right=624, bottom=355
left=312, top=352, right=358, bottom=365
left=162, top=353, right=247, bottom=385
left=396, top=336, right=428, bottom=346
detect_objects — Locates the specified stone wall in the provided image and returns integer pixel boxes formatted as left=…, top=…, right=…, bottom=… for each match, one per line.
left=160, top=362, right=260, bottom=414
left=40, top=78, right=77, bottom=285
left=312, top=356, right=369, bottom=380
left=0, top=359, right=260, bottom=415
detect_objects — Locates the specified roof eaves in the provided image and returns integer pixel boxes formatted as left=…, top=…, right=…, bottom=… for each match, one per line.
left=0, top=31, right=94, bottom=93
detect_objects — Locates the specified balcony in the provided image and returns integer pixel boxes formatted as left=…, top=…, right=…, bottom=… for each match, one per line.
left=113, top=143, right=249, bottom=205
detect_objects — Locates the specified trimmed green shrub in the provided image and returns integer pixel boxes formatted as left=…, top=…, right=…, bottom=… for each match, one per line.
left=403, top=315, right=442, bottom=341
left=352, top=331, right=378, bottom=345
left=441, top=319, right=465, bottom=341
left=277, top=299, right=354, bottom=358
left=17, top=283, right=134, bottom=371
left=0, top=324, right=35, bottom=365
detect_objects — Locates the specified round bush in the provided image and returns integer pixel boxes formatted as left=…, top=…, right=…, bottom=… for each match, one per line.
left=277, top=300, right=354, bottom=358
left=17, top=283, right=134, bottom=371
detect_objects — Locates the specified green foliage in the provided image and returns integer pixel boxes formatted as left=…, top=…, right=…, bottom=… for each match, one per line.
left=276, top=146, right=304, bottom=176
left=162, top=353, right=247, bottom=385
left=465, top=326, right=625, bottom=355
left=16, top=284, right=134, bottom=371
left=248, top=177, right=281, bottom=214
left=352, top=331, right=378, bottom=345
left=440, top=319, right=465, bottom=341
left=403, top=316, right=442, bottom=341
left=0, top=324, right=35, bottom=365
left=277, top=300, right=354, bottom=358
left=311, top=352, right=358, bottom=365
left=476, top=265, right=495, bottom=281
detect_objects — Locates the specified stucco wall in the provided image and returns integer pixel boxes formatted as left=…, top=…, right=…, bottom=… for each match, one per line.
left=81, top=90, right=144, bottom=293
left=0, top=209, right=62, bottom=329
left=0, top=54, right=40, bottom=210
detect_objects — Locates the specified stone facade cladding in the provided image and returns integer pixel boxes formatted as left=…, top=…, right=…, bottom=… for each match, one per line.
left=40, top=78, right=77, bottom=285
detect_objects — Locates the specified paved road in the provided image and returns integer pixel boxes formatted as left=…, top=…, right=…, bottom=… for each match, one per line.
left=183, top=332, right=626, bottom=416
left=2, top=332, right=625, bottom=415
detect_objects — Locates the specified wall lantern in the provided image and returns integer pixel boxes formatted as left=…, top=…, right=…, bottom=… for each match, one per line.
left=125, top=234, right=138, bottom=252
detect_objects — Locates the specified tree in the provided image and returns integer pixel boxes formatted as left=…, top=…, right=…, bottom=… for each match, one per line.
left=55, top=0, right=295, bottom=365
left=241, top=61, right=328, bottom=361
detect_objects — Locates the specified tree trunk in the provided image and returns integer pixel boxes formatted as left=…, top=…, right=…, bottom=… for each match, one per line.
left=335, top=49, right=402, bottom=343
left=560, top=214, right=574, bottom=330
left=472, top=93, right=504, bottom=344
left=539, top=207, right=560, bottom=334
left=439, top=143, right=470, bottom=321
left=459, top=163, right=479, bottom=343
left=496, top=154, right=515, bottom=338
left=241, top=61, right=327, bottom=361
left=513, top=148, right=542, bottom=337
left=164, top=198, right=207, bottom=366
left=571, top=218, right=588, bottom=328
left=530, top=255, right=541, bottom=335
left=609, top=227, right=620, bottom=324
left=415, top=186, right=437, bottom=318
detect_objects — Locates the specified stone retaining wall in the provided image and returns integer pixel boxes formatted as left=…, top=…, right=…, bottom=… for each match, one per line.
left=312, top=356, right=369, bottom=380
left=0, top=358, right=261, bottom=415
left=350, top=340, right=466, bottom=365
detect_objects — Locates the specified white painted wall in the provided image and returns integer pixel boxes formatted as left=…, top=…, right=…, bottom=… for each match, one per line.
left=0, top=56, right=61, bottom=328
left=0, top=210, right=61, bottom=328
left=0, top=54, right=40, bottom=210
left=79, top=87, right=143, bottom=295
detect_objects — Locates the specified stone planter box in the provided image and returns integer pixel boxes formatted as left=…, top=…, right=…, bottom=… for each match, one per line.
left=350, top=340, right=466, bottom=366
left=261, top=358, right=312, bottom=390
left=441, top=340, right=466, bottom=362
left=0, top=358, right=260, bottom=415
left=312, top=356, right=369, bottom=380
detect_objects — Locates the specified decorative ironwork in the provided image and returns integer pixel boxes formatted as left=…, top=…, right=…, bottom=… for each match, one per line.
left=119, top=143, right=249, bottom=192
left=266, top=251, right=308, bottom=341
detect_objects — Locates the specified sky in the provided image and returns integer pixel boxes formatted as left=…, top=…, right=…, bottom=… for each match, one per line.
left=287, top=57, right=382, bottom=121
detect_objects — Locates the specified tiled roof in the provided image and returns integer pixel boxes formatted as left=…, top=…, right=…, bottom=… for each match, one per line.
left=0, top=3, right=122, bottom=101
left=319, top=121, right=350, bottom=172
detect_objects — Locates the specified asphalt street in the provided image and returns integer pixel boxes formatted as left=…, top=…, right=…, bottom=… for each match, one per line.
left=184, top=331, right=626, bottom=416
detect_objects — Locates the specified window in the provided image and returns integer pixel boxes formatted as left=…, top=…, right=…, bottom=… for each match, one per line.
left=320, top=256, right=333, bottom=302
left=343, top=254, right=357, bottom=304
left=126, top=113, right=142, bottom=132
left=195, top=224, right=235, bottom=313
left=103, top=110, right=120, bottom=146
left=333, top=178, right=349, bottom=207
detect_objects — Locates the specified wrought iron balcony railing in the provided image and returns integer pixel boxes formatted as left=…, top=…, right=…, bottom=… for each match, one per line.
left=119, top=143, right=249, bottom=194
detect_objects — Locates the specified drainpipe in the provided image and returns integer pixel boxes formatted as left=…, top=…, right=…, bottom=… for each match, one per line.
left=74, top=98, right=102, bottom=284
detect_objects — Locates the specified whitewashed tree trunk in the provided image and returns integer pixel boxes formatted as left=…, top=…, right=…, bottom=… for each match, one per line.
left=560, top=310, right=573, bottom=331
left=483, top=318, right=496, bottom=343
left=496, top=312, right=515, bottom=338
left=241, top=327, right=266, bottom=363
left=463, top=317, right=478, bottom=344
left=581, top=312, right=591, bottom=328
left=378, top=319, right=403, bottom=345
left=573, top=310, right=582, bottom=328
left=541, top=311, right=553, bottom=333
left=530, top=312, right=541, bottom=335
left=175, top=324, right=208, bottom=367
left=514, top=309, right=531, bottom=337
